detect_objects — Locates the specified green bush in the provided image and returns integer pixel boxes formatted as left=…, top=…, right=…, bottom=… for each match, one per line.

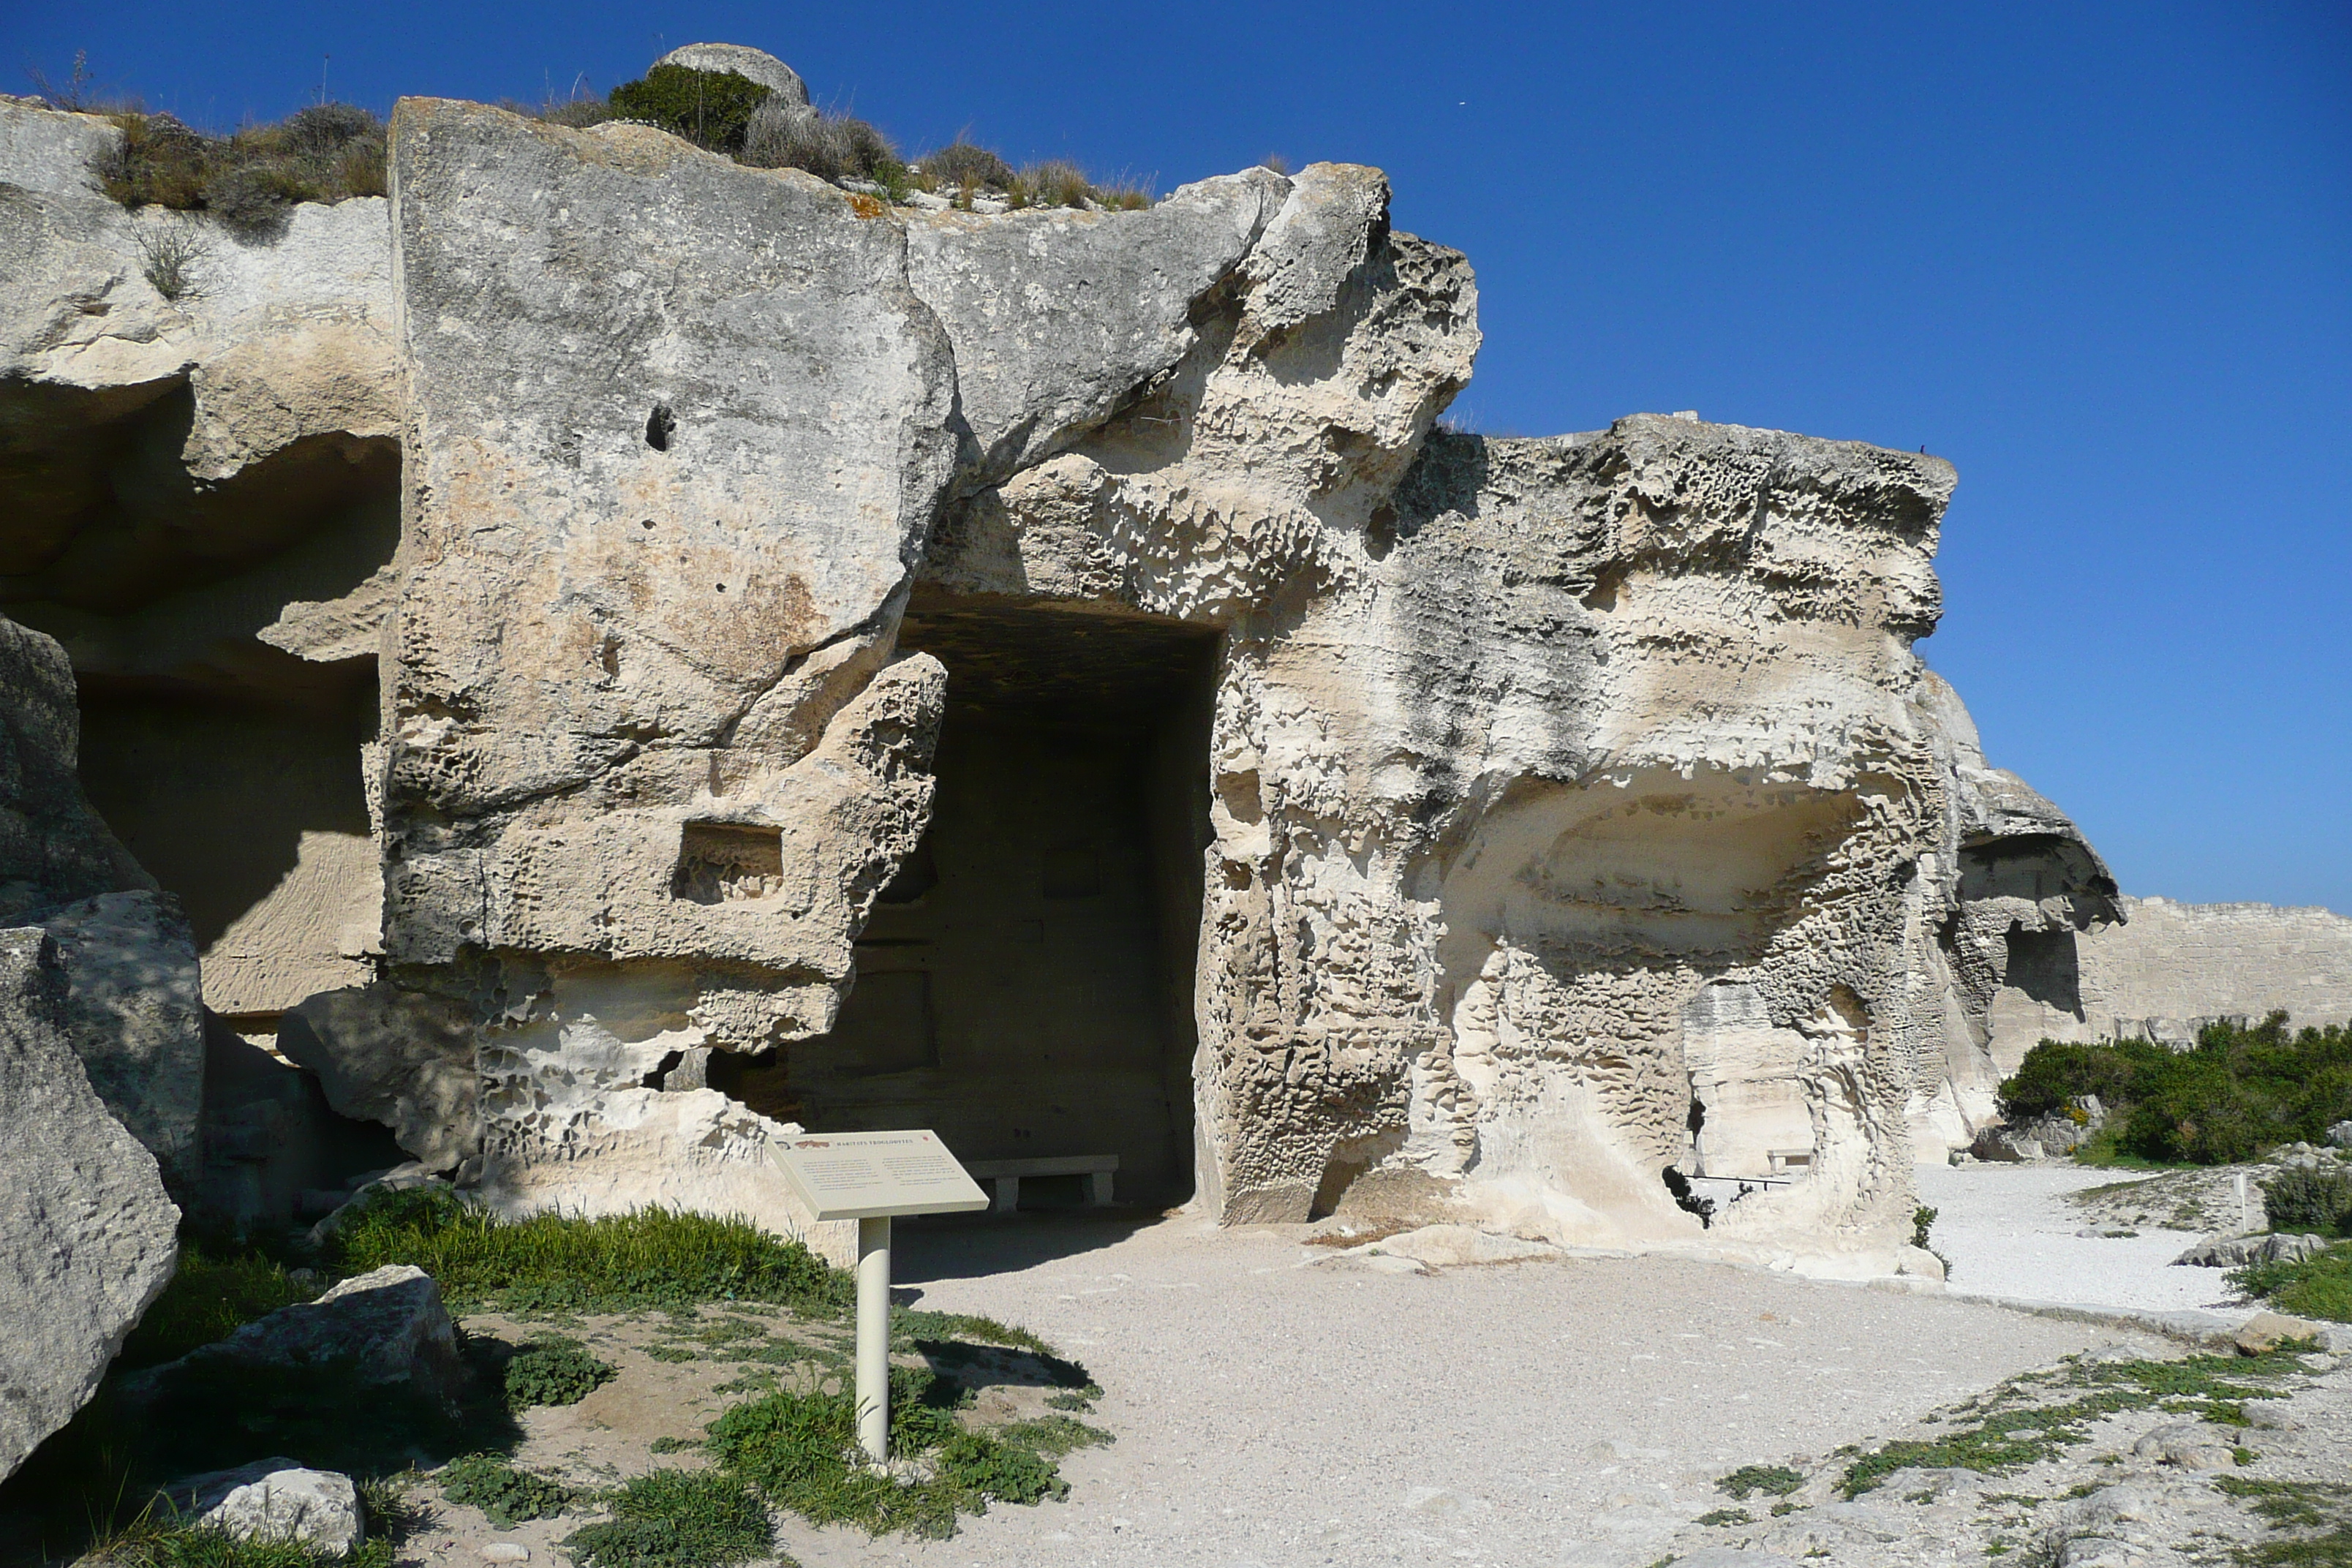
left=505, top=1335, right=618, bottom=1408
left=326, top=1191, right=852, bottom=1315
left=1998, top=1014, right=2352, bottom=1166
left=439, top=1455, right=578, bottom=1526
left=118, top=1246, right=315, bottom=1368
left=2261, top=1167, right=2352, bottom=1236
left=562, top=1469, right=772, bottom=1568
left=608, top=65, right=770, bottom=154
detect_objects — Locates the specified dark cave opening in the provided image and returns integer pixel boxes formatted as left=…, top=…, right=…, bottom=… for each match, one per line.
left=732, top=596, right=1218, bottom=1210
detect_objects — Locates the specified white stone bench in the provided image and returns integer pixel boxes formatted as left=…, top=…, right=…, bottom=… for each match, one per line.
left=962, top=1155, right=1117, bottom=1214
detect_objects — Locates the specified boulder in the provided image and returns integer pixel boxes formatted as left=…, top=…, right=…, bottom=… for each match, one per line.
left=1970, top=1127, right=2047, bottom=1164
left=163, top=1459, right=363, bottom=1555
left=0, top=927, right=178, bottom=1480
left=149, top=1264, right=466, bottom=1407
left=2330, top=1120, right=2352, bottom=1150
left=2173, top=1232, right=2329, bottom=1268
left=650, top=43, right=810, bottom=105
left=2234, top=1311, right=2334, bottom=1355
left=276, top=983, right=480, bottom=1170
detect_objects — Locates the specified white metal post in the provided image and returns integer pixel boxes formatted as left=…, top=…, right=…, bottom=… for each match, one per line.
left=856, top=1215, right=892, bottom=1463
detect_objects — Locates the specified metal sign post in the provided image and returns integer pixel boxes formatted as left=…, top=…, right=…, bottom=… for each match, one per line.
left=772, top=1129, right=990, bottom=1464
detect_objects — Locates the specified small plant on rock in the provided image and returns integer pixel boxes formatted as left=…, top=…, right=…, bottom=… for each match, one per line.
left=1716, top=1464, right=1805, bottom=1501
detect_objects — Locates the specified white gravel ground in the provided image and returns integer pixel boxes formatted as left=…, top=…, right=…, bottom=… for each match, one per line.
left=762, top=1210, right=2137, bottom=1568
left=1915, top=1161, right=2256, bottom=1322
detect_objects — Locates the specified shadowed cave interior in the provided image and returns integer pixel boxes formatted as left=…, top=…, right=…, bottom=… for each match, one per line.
left=726, top=596, right=1218, bottom=1210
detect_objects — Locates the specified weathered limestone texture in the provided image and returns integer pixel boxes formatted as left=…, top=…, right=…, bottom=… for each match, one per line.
left=0, top=927, right=178, bottom=1481
left=0, top=92, right=398, bottom=1050
left=31, top=67, right=2323, bottom=1275
left=651, top=43, right=810, bottom=105
left=1908, top=669, right=2119, bottom=1150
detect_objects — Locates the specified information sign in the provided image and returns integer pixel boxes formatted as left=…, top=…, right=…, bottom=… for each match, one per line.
left=772, top=1128, right=991, bottom=1221
left=769, top=1128, right=990, bottom=1463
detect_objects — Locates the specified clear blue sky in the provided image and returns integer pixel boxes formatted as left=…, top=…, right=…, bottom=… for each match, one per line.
left=10, top=1, right=2348, bottom=913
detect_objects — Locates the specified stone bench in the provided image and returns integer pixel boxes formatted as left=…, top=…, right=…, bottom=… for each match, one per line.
left=962, top=1155, right=1117, bottom=1214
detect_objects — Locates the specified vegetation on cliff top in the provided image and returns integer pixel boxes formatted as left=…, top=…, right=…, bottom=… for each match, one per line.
left=39, top=50, right=1153, bottom=235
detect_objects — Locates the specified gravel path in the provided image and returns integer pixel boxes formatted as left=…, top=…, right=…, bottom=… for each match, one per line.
left=764, top=1212, right=2133, bottom=1568
left=1915, top=1161, right=2256, bottom=1321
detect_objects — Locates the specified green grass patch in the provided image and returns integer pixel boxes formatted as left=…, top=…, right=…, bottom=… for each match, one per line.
left=505, top=1335, right=618, bottom=1408
left=1836, top=1349, right=2301, bottom=1499
left=2231, top=1244, right=2352, bottom=1322
left=117, top=1246, right=318, bottom=1370
left=705, top=1364, right=1073, bottom=1539
left=1697, top=1507, right=1754, bottom=1526
left=438, top=1454, right=579, bottom=1526
left=81, top=1517, right=396, bottom=1568
left=561, top=1469, right=774, bottom=1568
left=1716, top=1465, right=1805, bottom=1500
left=326, top=1191, right=852, bottom=1316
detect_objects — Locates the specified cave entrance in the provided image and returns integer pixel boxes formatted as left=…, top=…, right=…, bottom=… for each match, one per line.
left=736, top=595, right=1218, bottom=1210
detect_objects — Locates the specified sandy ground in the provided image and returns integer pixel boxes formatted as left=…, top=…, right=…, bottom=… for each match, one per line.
left=725, top=1210, right=2139, bottom=1568
left=1915, top=1161, right=2255, bottom=1322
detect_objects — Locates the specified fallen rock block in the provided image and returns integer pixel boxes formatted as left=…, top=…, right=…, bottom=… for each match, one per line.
left=163, top=1459, right=363, bottom=1556
left=1357, top=1224, right=1560, bottom=1269
left=0, top=927, right=178, bottom=1481
left=1970, top=1127, right=2046, bottom=1163
left=2234, top=1311, right=2335, bottom=1355
left=143, top=1264, right=467, bottom=1407
left=2173, top=1232, right=2330, bottom=1267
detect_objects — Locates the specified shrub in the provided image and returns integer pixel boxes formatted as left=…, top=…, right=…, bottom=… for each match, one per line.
left=2261, top=1167, right=2352, bottom=1235
left=1018, top=159, right=1093, bottom=209
left=100, top=113, right=212, bottom=208
left=921, top=140, right=1014, bottom=192
left=562, top=1469, right=772, bottom=1568
left=118, top=1246, right=315, bottom=1369
left=608, top=65, right=769, bottom=154
left=505, top=1335, right=618, bottom=1408
left=326, top=1190, right=853, bottom=1315
left=1997, top=1016, right=2352, bottom=1166
left=439, top=1455, right=578, bottom=1526
left=740, top=100, right=898, bottom=185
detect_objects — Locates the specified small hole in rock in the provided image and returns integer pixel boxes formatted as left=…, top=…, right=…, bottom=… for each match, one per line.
left=646, top=404, right=676, bottom=451
left=640, top=519, right=656, bottom=530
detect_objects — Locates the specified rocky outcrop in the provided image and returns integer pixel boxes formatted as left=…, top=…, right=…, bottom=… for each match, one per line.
left=137, top=1264, right=467, bottom=1409
left=0, top=927, right=178, bottom=1480
left=0, top=61, right=2209, bottom=1276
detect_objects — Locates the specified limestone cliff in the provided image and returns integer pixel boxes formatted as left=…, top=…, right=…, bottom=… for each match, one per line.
left=0, top=67, right=2139, bottom=1277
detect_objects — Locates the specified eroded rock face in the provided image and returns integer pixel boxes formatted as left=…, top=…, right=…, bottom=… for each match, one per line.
left=0, top=78, right=2157, bottom=1275
left=0, top=927, right=178, bottom=1480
